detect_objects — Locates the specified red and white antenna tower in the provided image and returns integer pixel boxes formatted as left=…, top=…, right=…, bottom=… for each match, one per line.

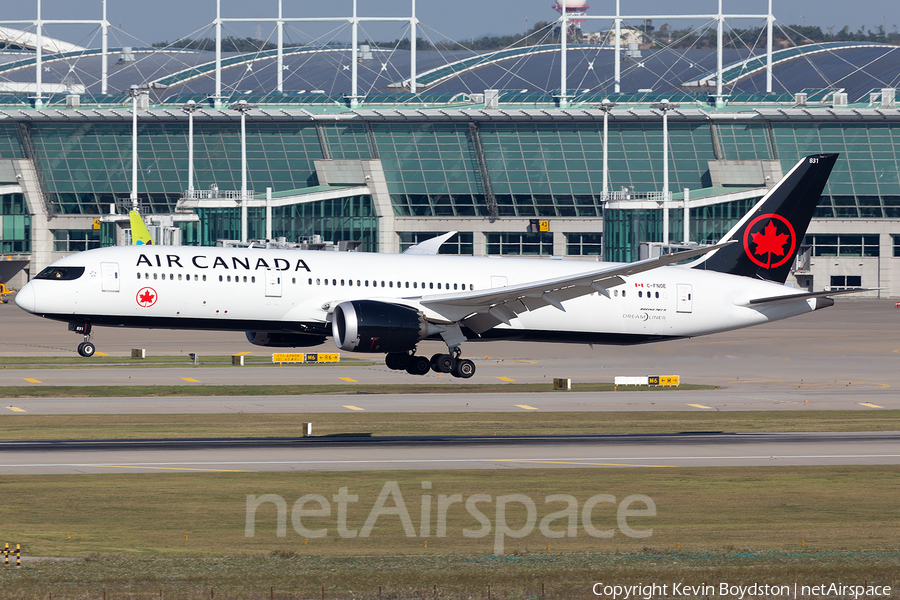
left=553, top=0, right=589, bottom=37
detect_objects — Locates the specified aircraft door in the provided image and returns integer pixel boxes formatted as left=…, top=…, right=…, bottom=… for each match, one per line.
left=491, top=276, right=508, bottom=288
left=676, top=284, right=692, bottom=313
left=265, top=269, right=282, bottom=298
left=100, top=262, right=120, bottom=292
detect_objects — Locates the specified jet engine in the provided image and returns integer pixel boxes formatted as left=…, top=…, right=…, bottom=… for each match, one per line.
left=245, top=331, right=327, bottom=347
left=331, top=300, right=429, bottom=352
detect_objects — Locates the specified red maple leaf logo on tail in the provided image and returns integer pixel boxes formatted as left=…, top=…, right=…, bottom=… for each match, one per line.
left=750, top=220, right=790, bottom=269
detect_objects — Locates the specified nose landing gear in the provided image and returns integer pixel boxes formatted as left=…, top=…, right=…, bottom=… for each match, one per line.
left=77, top=340, right=96, bottom=357
left=69, top=321, right=96, bottom=357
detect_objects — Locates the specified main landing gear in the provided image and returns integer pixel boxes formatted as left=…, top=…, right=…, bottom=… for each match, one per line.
left=385, top=349, right=475, bottom=379
left=69, top=321, right=96, bottom=357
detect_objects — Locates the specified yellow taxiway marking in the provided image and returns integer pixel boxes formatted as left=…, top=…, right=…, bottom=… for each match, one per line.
left=339, top=377, right=358, bottom=383
left=23, top=378, right=41, bottom=383
left=95, top=352, right=109, bottom=356
left=77, top=465, right=245, bottom=472
left=496, top=376, right=515, bottom=382
left=499, top=460, right=673, bottom=468
left=234, top=351, right=252, bottom=355
left=859, top=402, right=884, bottom=408
left=516, top=404, right=538, bottom=410
left=6, top=407, right=26, bottom=413
left=343, top=405, right=365, bottom=411
left=688, top=403, right=713, bottom=409
left=181, top=377, right=200, bottom=383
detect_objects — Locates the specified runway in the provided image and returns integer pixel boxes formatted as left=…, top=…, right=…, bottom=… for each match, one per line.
left=2, top=388, right=896, bottom=414
left=2, top=299, right=898, bottom=474
left=0, top=431, right=897, bottom=474
left=2, top=300, right=899, bottom=396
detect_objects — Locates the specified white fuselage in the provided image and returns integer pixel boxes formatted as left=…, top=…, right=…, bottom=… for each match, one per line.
left=15, top=245, right=819, bottom=348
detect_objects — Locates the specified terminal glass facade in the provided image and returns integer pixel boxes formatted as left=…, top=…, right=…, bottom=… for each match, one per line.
left=6, top=114, right=900, bottom=260
left=195, top=195, right=376, bottom=251
left=0, top=192, right=30, bottom=253
left=372, top=123, right=487, bottom=218
left=25, top=122, right=323, bottom=215
left=0, top=124, right=24, bottom=158
left=53, top=229, right=101, bottom=252
left=398, top=232, right=474, bottom=255
left=486, top=232, right=554, bottom=256
left=604, top=197, right=758, bottom=262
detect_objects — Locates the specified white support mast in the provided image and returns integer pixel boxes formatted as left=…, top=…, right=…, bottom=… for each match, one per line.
left=35, top=0, right=43, bottom=108
left=101, top=0, right=108, bottom=95
left=661, top=99, right=670, bottom=246
left=614, top=0, right=621, bottom=94
left=351, top=0, right=359, bottom=107
left=215, top=0, right=222, bottom=106
left=716, top=0, right=724, bottom=105
left=766, top=0, right=774, bottom=93
left=277, top=0, right=284, bottom=93
left=559, top=0, right=567, bottom=107
left=410, top=0, right=417, bottom=94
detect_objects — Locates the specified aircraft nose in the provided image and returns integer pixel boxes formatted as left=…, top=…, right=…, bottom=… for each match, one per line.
left=14, top=281, right=35, bottom=313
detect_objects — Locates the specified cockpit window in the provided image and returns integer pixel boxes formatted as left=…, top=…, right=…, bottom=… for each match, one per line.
left=35, top=266, right=85, bottom=281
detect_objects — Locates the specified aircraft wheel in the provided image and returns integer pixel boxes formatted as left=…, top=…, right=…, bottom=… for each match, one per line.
left=393, top=352, right=411, bottom=371
left=386, top=352, right=410, bottom=370
left=77, top=341, right=96, bottom=358
left=430, top=353, right=455, bottom=373
left=452, top=358, right=475, bottom=379
left=405, top=355, right=431, bottom=376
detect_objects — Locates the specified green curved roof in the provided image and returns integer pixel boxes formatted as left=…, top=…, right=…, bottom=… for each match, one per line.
left=0, top=47, right=157, bottom=76
left=682, top=42, right=897, bottom=87
left=151, top=46, right=388, bottom=88
left=395, top=44, right=599, bottom=91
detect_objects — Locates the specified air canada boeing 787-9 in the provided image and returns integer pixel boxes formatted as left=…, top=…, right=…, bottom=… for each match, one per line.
left=15, top=153, right=861, bottom=378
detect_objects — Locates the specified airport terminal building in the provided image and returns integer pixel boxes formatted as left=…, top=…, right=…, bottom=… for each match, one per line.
left=2, top=19, right=900, bottom=297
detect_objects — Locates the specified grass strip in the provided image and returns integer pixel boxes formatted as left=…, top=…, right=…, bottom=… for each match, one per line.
left=0, top=410, right=898, bottom=440
left=0, top=466, right=897, bottom=556
left=2, top=551, right=899, bottom=599
left=0, top=382, right=715, bottom=398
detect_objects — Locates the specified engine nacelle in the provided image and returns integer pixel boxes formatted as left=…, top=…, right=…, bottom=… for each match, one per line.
left=331, top=300, right=428, bottom=353
left=245, top=331, right=327, bottom=348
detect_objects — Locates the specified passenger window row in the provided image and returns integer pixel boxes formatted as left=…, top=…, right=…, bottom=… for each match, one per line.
left=308, top=278, right=473, bottom=291
left=138, top=273, right=209, bottom=282
left=134, top=271, right=474, bottom=292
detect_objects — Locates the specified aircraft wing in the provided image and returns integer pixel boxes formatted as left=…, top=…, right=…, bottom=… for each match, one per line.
left=414, top=241, right=734, bottom=328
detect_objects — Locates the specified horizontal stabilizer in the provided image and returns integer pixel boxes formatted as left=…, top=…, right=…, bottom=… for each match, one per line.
left=737, top=288, right=870, bottom=307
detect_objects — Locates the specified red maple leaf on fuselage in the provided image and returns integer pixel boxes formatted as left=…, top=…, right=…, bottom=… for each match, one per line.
left=750, top=220, right=790, bottom=269
left=139, top=290, right=155, bottom=304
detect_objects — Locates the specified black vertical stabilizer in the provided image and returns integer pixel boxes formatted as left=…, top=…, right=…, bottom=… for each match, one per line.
left=692, top=153, right=838, bottom=283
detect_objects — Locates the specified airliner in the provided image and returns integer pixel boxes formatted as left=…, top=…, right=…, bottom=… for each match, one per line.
left=15, top=154, right=860, bottom=378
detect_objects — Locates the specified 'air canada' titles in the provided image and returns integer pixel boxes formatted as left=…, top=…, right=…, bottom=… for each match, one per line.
left=136, top=253, right=311, bottom=272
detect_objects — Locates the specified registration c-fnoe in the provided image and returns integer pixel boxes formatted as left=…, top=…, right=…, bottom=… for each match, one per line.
left=16, top=154, right=863, bottom=378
